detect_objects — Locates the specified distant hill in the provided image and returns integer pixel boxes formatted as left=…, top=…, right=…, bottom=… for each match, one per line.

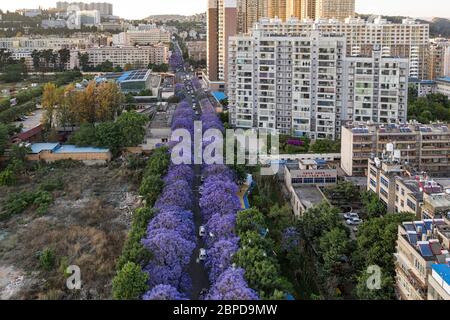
left=358, top=14, right=450, bottom=38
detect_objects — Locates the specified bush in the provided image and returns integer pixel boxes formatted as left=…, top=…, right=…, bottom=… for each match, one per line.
left=116, top=207, right=154, bottom=270
left=112, top=262, right=149, bottom=300
left=39, top=248, right=56, bottom=271
left=0, top=168, right=16, bottom=186
left=39, top=178, right=64, bottom=192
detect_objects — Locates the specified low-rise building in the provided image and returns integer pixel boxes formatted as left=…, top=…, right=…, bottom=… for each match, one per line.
left=81, top=45, right=169, bottom=69
left=436, top=77, right=450, bottom=98
left=367, top=154, right=445, bottom=217
left=341, top=123, right=450, bottom=177
left=27, top=143, right=112, bottom=164
left=409, top=79, right=436, bottom=97
left=284, top=159, right=335, bottom=217
left=395, top=219, right=450, bottom=300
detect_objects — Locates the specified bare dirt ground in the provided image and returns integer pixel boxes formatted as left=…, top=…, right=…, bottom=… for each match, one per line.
left=0, top=161, right=142, bottom=300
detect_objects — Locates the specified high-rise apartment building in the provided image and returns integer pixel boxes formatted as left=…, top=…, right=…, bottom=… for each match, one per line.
left=228, top=20, right=409, bottom=139
left=268, top=0, right=287, bottom=20
left=238, top=0, right=268, bottom=33
left=428, top=38, right=450, bottom=80
left=252, top=17, right=430, bottom=79
left=301, top=0, right=316, bottom=19
left=56, top=2, right=113, bottom=16
left=315, top=0, right=355, bottom=20
left=228, top=29, right=346, bottom=139
left=343, top=47, right=409, bottom=124
left=341, top=123, right=450, bottom=177
left=206, top=0, right=238, bottom=91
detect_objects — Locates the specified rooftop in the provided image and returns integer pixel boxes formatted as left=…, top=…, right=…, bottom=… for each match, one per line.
left=431, top=264, right=450, bottom=289
left=436, top=77, right=450, bottom=83
left=347, top=122, right=450, bottom=135
left=30, top=143, right=110, bottom=154
left=294, top=187, right=325, bottom=210
left=401, top=219, right=450, bottom=262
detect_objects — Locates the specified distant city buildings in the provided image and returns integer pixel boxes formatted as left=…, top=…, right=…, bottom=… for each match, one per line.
left=186, top=41, right=207, bottom=61
left=56, top=1, right=113, bottom=17
left=112, top=26, right=171, bottom=46
left=79, top=45, right=169, bottom=69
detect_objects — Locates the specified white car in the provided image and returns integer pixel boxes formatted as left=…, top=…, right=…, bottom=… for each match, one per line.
left=199, top=226, right=206, bottom=237
left=346, top=218, right=363, bottom=226
left=199, top=249, right=207, bottom=261
left=344, top=212, right=359, bottom=220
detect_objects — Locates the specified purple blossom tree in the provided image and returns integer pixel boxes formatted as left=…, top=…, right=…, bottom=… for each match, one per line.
left=204, top=238, right=239, bottom=283
left=204, top=213, right=236, bottom=247
left=147, top=210, right=195, bottom=240
left=205, top=267, right=259, bottom=300
left=142, top=285, right=187, bottom=300
left=142, top=228, right=195, bottom=267
left=155, top=180, right=193, bottom=210
left=164, top=164, right=194, bottom=186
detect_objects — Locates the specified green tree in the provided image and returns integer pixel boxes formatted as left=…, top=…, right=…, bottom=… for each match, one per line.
left=112, top=262, right=149, bottom=300
left=352, top=213, right=414, bottom=299
left=309, top=139, right=341, bottom=154
left=139, top=174, right=163, bottom=206
left=116, top=207, right=154, bottom=270
left=68, top=123, right=97, bottom=146
left=1, top=63, right=26, bottom=83
left=0, top=123, right=8, bottom=156
left=236, top=208, right=267, bottom=235
left=116, top=111, right=148, bottom=147
left=95, top=121, right=123, bottom=155
left=319, top=228, right=350, bottom=276
left=361, top=191, right=387, bottom=217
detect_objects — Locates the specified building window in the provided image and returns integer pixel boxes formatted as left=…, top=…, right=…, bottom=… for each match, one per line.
left=407, top=199, right=416, bottom=211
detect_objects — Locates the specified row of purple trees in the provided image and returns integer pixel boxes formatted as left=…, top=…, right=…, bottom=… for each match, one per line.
left=141, top=100, right=196, bottom=300
left=198, top=99, right=259, bottom=300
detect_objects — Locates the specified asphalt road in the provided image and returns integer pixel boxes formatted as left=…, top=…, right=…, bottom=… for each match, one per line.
left=174, top=44, right=210, bottom=299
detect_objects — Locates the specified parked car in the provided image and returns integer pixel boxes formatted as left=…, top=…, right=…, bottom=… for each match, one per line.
left=352, top=226, right=359, bottom=233
left=346, top=218, right=363, bottom=226
left=199, top=226, right=206, bottom=237
left=344, top=212, right=360, bottom=220
left=199, top=248, right=207, bottom=261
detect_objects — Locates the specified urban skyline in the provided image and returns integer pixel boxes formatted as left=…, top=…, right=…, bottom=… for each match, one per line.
left=1, top=0, right=450, bottom=19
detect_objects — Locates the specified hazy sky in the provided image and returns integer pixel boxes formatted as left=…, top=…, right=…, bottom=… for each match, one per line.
left=1, top=0, right=450, bottom=20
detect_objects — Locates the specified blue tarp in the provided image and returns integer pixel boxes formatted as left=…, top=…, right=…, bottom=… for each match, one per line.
left=212, top=91, right=227, bottom=101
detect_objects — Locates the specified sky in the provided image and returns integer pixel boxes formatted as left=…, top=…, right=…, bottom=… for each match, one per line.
left=1, top=0, right=450, bottom=20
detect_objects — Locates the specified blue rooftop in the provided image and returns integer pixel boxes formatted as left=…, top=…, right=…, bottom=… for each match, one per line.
left=54, top=145, right=110, bottom=154
left=437, top=77, right=450, bottom=83
left=212, top=91, right=227, bottom=102
left=30, top=143, right=110, bottom=154
left=117, top=71, right=132, bottom=83
left=30, top=143, right=60, bottom=154
left=432, top=264, right=450, bottom=284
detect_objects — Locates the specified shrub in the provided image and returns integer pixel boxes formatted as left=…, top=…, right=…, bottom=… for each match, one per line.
left=112, top=262, right=149, bottom=300
left=0, top=168, right=16, bottom=186
left=39, top=248, right=56, bottom=271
